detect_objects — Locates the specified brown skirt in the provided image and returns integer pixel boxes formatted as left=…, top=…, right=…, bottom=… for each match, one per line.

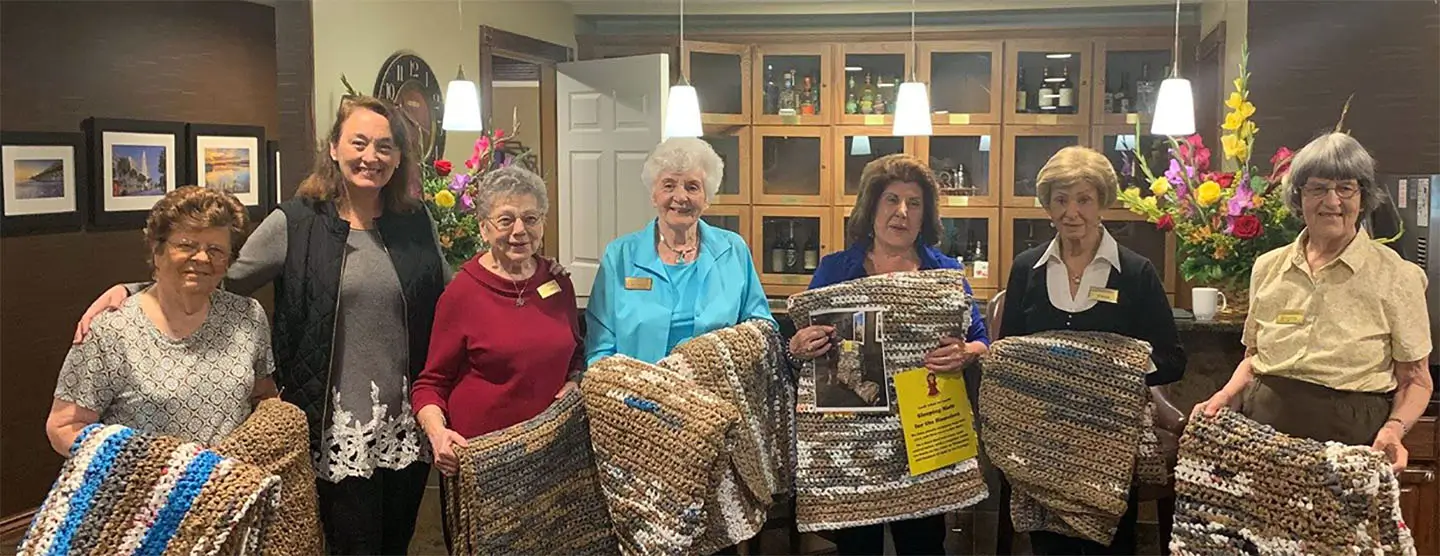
left=1240, top=374, right=1392, bottom=446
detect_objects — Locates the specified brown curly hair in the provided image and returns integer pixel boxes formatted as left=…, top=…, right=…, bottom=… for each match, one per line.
left=846, top=153, right=944, bottom=248
left=143, top=186, right=249, bottom=265
left=295, top=95, right=421, bottom=212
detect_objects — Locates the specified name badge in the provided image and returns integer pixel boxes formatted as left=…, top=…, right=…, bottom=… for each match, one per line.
left=1276, top=310, right=1305, bottom=325
left=624, top=277, right=653, bottom=291
left=1088, top=287, right=1120, bottom=304
left=537, top=280, right=562, bottom=299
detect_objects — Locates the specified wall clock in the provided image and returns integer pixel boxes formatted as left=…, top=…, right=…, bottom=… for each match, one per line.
left=373, top=52, right=446, bottom=164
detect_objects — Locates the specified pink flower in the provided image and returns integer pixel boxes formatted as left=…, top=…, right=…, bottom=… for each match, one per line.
left=494, top=129, right=506, bottom=139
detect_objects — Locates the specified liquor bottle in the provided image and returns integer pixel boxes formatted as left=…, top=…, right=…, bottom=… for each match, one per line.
left=779, top=70, right=798, bottom=114
left=947, top=228, right=964, bottom=259
left=1058, top=65, right=1075, bottom=114
left=811, top=74, right=821, bottom=114
left=1015, top=67, right=1029, bottom=113
left=845, top=93, right=858, bottom=114
left=848, top=74, right=857, bottom=97
left=859, top=74, right=875, bottom=114
left=1116, top=72, right=1132, bottom=114
left=800, top=76, right=816, bottom=115
left=872, top=76, right=888, bottom=115
left=1037, top=67, right=1056, bottom=110
left=1136, top=63, right=1156, bottom=115
left=1104, top=75, right=1116, bottom=114
left=970, top=238, right=989, bottom=279
left=803, top=234, right=819, bottom=271
left=764, top=64, right=778, bottom=114
left=886, top=75, right=898, bottom=114
left=769, top=226, right=785, bottom=273
left=783, top=222, right=799, bottom=273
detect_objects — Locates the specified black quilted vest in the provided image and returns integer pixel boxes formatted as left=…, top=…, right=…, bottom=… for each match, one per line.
left=272, top=197, right=445, bottom=453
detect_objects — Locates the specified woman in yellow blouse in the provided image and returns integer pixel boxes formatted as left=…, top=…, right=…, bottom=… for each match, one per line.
left=1199, top=132, right=1434, bottom=472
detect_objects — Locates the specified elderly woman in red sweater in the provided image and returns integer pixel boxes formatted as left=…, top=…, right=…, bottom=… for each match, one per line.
left=411, top=165, right=583, bottom=477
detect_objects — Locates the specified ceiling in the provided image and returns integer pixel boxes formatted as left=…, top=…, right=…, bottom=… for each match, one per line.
left=553, top=0, right=1192, bottom=16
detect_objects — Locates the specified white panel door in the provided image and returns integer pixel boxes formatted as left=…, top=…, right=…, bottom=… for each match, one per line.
left=557, top=54, right=669, bottom=299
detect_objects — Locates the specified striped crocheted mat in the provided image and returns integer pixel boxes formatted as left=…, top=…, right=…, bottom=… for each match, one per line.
left=20, top=424, right=280, bottom=556
left=444, top=388, right=617, bottom=555
left=1172, top=408, right=1415, bottom=555
left=786, top=270, right=989, bottom=533
left=979, top=330, right=1153, bottom=545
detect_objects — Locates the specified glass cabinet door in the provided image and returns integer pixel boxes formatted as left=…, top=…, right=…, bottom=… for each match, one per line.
left=1003, top=126, right=1086, bottom=207
left=752, top=127, right=832, bottom=205
left=1093, top=39, right=1173, bottom=126
left=920, top=41, right=1003, bottom=125
left=836, top=127, right=911, bottom=206
left=837, top=42, right=911, bottom=126
left=700, top=205, right=751, bottom=241
left=1005, top=39, right=1091, bottom=126
left=703, top=125, right=752, bottom=204
left=753, top=208, right=830, bottom=293
left=939, top=207, right=1001, bottom=289
left=753, top=44, right=834, bottom=126
left=683, top=41, right=752, bottom=125
left=1001, top=208, right=1058, bottom=287
left=919, top=125, right=1000, bottom=207
left=1094, top=126, right=1169, bottom=207
left=1103, top=212, right=1177, bottom=292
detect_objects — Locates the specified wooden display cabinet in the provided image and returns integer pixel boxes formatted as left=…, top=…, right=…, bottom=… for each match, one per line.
left=999, top=207, right=1053, bottom=288
left=1004, top=39, right=1092, bottom=126
left=833, top=205, right=856, bottom=252
left=999, top=208, right=1176, bottom=293
left=834, top=126, right=916, bottom=207
left=938, top=207, right=1002, bottom=290
left=1002, top=125, right=1088, bottom=207
left=703, top=125, right=753, bottom=204
left=918, top=125, right=1002, bottom=207
left=835, top=42, right=912, bottom=127
left=1092, top=124, right=1170, bottom=208
left=752, top=126, right=833, bottom=205
left=700, top=205, right=752, bottom=243
left=1092, top=38, right=1174, bottom=126
left=683, top=41, right=752, bottom=125
left=753, top=207, right=831, bottom=293
left=1400, top=411, right=1438, bottom=556
left=920, top=41, right=1004, bottom=125
left=753, top=44, right=834, bottom=126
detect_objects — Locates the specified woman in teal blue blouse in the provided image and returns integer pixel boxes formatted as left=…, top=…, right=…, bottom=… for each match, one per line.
left=585, top=138, right=775, bottom=365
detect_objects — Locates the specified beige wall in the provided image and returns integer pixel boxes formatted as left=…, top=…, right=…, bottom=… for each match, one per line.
left=311, top=0, right=575, bottom=163
left=491, top=82, right=542, bottom=166
left=1200, top=0, right=1247, bottom=169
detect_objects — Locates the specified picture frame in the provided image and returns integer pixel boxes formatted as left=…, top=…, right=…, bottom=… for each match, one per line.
left=84, top=118, right=187, bottom=230
left=186, top=123, right=271, bottom=221
left=266, top=140, right=282, bottom=207
left=0, top=131, right=87, bottom=236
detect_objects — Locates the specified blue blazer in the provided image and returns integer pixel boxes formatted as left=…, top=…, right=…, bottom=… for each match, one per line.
left=808, top=242, right=990, bottom=346
left=585, top=219, right=775, bottom=365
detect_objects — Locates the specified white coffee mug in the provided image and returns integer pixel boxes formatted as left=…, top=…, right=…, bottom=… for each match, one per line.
left=1192, top=287, right=1228, bottom=321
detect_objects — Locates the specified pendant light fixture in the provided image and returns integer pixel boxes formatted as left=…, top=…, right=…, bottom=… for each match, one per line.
left=442, top=0, right=483, bottom=132
left=892, top=0, right=932, bottom=136
left=663, top=0, right=704, bottom=139
left=851, top=135, right=873, bottom=156
left=1150, top=0, right=1195, bottom=136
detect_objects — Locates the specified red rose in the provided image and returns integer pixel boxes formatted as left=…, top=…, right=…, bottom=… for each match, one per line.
left=434, top=160, right=453, bottom=177
left=1215, top=173, right=1235, bottom=188
left=1156, top=214, right=1175, bottom=232
left=1231, top=214, right=1262, bottom=239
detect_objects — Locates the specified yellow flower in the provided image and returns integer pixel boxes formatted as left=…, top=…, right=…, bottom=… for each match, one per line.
left=1239, top=120, right=1259, bottom=140
left=439, top=234, right=454, bottom=248
left=1233, top=77, right=1245, bottom=93
left=1196, top=180, right=1222, bottom=207
left=1235, top=100, right=1256, bottom=120
left=435, top=190, right=456, bottom=209
left=1222, top=111, right=1245, bottom=131
left=1225, top=91, right=1245, bottom=110
left=1141, top=196, right=1158, bottom=210
left=1150, top=177, right=1170, bottom=196
left=1124, top=186, right=1142, bottom=198
left=1253, top=196, right=1265, bottom=207
left=1213, top=243, right=1230, bottom=260
left=1222, top=134, right=1249, bottom=160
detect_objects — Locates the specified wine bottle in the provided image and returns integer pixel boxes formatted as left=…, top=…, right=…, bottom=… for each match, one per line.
left=800, top=76, right=816, bottom=116
left=845, top=93, right=858, bottom=114
left=769, top=226, right=785, bottom=273
left=1136, top=63, right=1156, bottom=115
left=764, top=64, right=778, bottom=114
left=1058, top=65, right=1075, bottom=113
left=859, top=74, right=875, bottom=115
left=1016, top=67, right=1029, bottom=113
left=1038, top=67, right=1056, bottom=110
left=783, top=222, right=799, bottom=273
left=804, top=234, right=819, bottom=271
left=1117, top=72, right=1132, bottom=114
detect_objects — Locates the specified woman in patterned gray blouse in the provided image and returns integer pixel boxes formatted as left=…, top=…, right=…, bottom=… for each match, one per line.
left=46, top=186, right=278, bottom=455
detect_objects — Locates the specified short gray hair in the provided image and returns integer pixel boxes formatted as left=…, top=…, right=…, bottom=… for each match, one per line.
left=475, top=165, right=549, bottom=218
left=641, top=138, right=723, bottom=200
left=1284, top=132, right=1384, bottom=221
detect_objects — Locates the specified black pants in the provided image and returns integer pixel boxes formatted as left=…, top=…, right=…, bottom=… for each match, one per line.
left=832, top=514, right=947, bottom=556
left=1028, top=487, right=1141, bottom=556
left=316, top=462, right=431, bottom=555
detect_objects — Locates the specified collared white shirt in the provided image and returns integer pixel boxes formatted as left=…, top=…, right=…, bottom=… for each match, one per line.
left=1033, top=227, right=1123, bottom=313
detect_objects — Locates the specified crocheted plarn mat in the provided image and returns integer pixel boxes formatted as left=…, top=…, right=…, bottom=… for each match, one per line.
left=786, top=269, right=989, bottom=533
left=444, top=388, right=618, bottom=556
left=584, top=354, right=738, bottom=555
left=20, top=424, right=281, bottom=556
left=657, top=319, right=796, bottom=554
left=978, top=330, right=1153, bottom=545
left=1171, top=408, right=1416, bottom=556
left=212, top=399, right=321, bottom=556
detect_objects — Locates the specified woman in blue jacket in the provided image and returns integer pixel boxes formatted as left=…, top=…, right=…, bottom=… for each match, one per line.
left=585, top=138, right=775, bottom=366
left=788, top=153, right=989, bottom=556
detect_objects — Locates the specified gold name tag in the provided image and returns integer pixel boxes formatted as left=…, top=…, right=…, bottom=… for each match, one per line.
left=1276, top=310, right=1305, bottom=325
left=1088, top=287, right=1120, bottom=304
left=537, top=280, right=561, bottom=299
left=624, top=277, right=652, bottom=291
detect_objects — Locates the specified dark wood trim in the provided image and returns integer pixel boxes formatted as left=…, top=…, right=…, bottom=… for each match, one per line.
left=540, top=64, right=559, bottom=259
left=0, top=508, right=37, bottom=542
left=275, top=0, right=315, bottom=201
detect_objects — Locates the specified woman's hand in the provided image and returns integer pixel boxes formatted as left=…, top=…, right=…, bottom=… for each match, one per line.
left=788, top=325, right=836, bottom=361
left=924, top=337, right=984, bottom=374
left=545, top=257, right=570, bottom=277
left=426, top=426, right=469, bottom=477
left=1194, top=389, right=1242, bottom=418
left=73, top=285, right=130, bottom=344
left=555, top=380, right=579, bottom=400
left=1372, top=421, right=1409, bottom=473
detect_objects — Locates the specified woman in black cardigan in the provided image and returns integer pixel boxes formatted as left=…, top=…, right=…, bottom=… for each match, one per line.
left=998, top=146, right=1185, bottom=555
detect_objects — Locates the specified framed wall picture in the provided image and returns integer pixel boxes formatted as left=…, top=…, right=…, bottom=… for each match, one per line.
left=84, top=118, right=186, bottom=229
left=186, top=123, right=270, bottom=221
left=0, top=131, right=86, bottom=236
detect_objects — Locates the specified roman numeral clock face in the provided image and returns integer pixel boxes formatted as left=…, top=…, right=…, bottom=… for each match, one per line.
left=374, top=53, right=446, bottom=163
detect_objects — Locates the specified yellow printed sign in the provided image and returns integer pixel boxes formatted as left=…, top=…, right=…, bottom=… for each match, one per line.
left=864, top=115, right=886, bottom=126
left=895, top=368, right=979, bottom=476
left=946, top=196, right=970, bottom=207
left=1037, top=114, right=1059, bottom=125
left=537, top=280, right=562, bottom=299
left=948, top=113, right=971, bottom=125
left=1125, top=113, right=1140, bottom=125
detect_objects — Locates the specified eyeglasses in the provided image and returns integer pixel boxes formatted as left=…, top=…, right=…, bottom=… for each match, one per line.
left=167, top=239, right=230, bottom=262
left=486, top=213, right=545, bottom=231
left=1301, top=180, right=1361, bottom=200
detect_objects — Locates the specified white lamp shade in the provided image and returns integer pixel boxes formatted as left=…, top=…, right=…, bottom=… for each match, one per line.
left=664, top=85, right=704, bottom=139
left=1150, top=77, right=1195, bottom=136
left=979, top=134, right=991, bottom=152
left=442, top=78, right=484, bottom=132
left=850, top=135, right=872, bottom=156
left=891, top=82, right=933, bottom=137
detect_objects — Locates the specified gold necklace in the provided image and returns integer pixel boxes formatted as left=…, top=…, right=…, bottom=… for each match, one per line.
left=489, top=258, right=533, bottom=307
left=659, top=229, right=698, bottom=263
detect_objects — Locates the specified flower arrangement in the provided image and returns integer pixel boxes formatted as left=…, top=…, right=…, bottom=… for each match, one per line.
left=1116, top=46, right=1302, bottom=298
left=419, top=111, right=535, bottom=269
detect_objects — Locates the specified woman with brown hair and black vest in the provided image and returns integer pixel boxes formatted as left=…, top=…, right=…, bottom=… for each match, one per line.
left=75, top=95, right=448, bottom=554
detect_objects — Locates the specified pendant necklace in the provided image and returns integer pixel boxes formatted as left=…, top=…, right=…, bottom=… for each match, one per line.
left=660, top=229, right=698, bottom=263
left=512, top=277, right=530, bottom=307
